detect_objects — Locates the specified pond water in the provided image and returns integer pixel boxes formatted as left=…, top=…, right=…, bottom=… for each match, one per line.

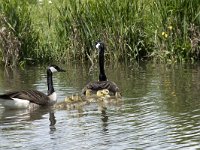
left=0, top=62, right=200, bottom=150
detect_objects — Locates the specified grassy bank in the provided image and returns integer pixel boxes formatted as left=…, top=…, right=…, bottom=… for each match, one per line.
left=0, top=0, right=199, bottom=66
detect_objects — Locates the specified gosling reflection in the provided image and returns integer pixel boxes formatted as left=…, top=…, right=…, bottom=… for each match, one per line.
left=0, top=106, right=56, bottom=130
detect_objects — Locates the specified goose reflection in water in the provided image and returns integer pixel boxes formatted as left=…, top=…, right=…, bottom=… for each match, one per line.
left=0, top=107, right=56, bottom=133
left=101, top=106, right=109, bottom=133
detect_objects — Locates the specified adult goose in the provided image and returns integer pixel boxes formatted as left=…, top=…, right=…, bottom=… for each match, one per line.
left=82, top=41, right=121, bottom=98
left=0, top=65, right=65, bottom=109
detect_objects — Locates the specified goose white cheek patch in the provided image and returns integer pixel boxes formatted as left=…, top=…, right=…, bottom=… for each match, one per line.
left=49, top=67, right=57, bottom=73
left=96, top=43, right=101, bottom=49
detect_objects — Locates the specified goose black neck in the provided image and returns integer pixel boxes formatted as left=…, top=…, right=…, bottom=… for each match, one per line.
left=47, top=69, right=55, bottom=95
left=99, top=49, right=107, bottom=81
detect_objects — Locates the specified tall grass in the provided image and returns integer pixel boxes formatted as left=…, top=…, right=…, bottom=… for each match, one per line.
left=0, top=0, right=39, bottom=66
left=52, top=0, right=153, bottom=63
left=0, top=0, right=200, bottom=66
left=151, top=0, right=200, bottom=63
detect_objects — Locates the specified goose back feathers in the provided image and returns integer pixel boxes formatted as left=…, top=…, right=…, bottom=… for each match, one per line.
left=82, top=81, right=120, bottom=97
left=0, top=90, right=51, bottom=105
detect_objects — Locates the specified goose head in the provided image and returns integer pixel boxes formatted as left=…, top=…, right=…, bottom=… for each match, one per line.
left=48, top=65, right=65, bottom=73
left=47, top=65, right=65, bottom=101
left=95, top=41, right=105, bottom=52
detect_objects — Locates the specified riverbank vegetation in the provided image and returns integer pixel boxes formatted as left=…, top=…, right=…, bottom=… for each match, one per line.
left=0, top=0, right=199, bottom=66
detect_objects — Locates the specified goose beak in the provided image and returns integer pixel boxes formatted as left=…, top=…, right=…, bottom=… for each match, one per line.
left=59, top=69, right=66, bottom=72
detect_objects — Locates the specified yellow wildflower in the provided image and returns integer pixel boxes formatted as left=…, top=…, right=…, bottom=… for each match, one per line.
left=168, top=25, right=173, bottom=30
left=164, top=33, right=168, bottom=38
left=162, top=32, right=168, bottom=38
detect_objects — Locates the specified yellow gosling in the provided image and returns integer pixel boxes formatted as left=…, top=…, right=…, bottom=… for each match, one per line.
left=97, top=89, right=110, bottom=97
left=97, top=89, right=122, bottom=104
left=54, top=89, right=122, bottom=110
left=54, top=93, right=88, bottom=110
left=115, top=92, right=122, bottom=98
left=85, top=89, right=93, bottom=97
left=64, top=93, right=85, bottom=103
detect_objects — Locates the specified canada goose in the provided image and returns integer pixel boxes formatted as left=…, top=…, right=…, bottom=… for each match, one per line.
left=82, top=41, right=121, bottom=98
left=0, top=65, right=65, bottom=109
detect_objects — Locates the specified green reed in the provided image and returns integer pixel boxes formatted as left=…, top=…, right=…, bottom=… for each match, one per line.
left=0, top=0, right=199, bottom=66
left=151, top=0, right=200, bottom=63
left=53, top=0, right=153, bottom=63
left=0, top=0, right=39, bottom=66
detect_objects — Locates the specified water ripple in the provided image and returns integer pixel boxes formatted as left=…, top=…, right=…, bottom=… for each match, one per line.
left=1, top=64, right=200, bottom=149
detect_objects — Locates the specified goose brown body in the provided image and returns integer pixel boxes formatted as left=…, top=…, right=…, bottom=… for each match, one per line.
left=82, top=41, right=121, bottom=98
left=82, top=80, right=120, bottom=97
left=0, top=90, right=51, bottom=105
